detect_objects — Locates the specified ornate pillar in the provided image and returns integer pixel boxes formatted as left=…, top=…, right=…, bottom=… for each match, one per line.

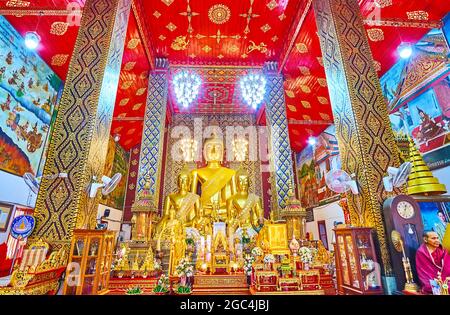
left=134, top=58, right=169, bottom=209
left=29, top=0, right=131, bottom=250
left=313, top=0, right=401, bottom=283
left=263, top=61, right=296, bottom=218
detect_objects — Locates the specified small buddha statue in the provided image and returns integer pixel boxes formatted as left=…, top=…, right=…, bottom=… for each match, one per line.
left=190, top=133, right=236, bottom=221
left=226, top=168, right=264, bottom=233
left=154, top=167, right=200, bottom=237
left=192, top=206, right=212, bottom=236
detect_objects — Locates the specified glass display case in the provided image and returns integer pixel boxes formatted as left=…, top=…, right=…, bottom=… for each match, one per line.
left=63, top=229, right=115, bottom=295
left=333, top=227, right=383, bottom=295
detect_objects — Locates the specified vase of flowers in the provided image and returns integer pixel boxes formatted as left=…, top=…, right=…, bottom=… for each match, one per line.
left=243, top=255, right=255, bottom=285
left=153, top=274, right=170, bottom=295
left=298, top=246, right=313, bottom=270
left=126, top=286, right=143, bottom=295
left=251, top=247, right=264, bottom=263
left=175, top=258, right=194, bottom=295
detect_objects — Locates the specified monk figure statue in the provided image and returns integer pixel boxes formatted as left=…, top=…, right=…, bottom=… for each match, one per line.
left=191, top=133, right=236, bottom=222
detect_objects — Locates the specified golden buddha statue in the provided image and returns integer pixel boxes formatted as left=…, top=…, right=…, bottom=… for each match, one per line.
left=191, top=133, right=236, bottom=221
left=154, top=167, right=200, bottom=237
left=226, top=168, right=264, bottom=233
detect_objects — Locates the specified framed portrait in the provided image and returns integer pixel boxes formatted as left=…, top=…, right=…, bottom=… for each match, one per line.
left=0, top=203, right=14, bottom=232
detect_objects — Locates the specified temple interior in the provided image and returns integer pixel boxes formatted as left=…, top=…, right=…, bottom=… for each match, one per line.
left=0, top=0, right=449, bottom=296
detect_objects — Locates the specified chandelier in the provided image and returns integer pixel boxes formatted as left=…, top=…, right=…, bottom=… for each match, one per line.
left=173, top=70, right=201, bottom=108
left=239, top=72, right=266, bottom=109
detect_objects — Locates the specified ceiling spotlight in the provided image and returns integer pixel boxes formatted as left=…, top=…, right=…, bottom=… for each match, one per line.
left=113, top=134, right=121, bottom=142
left=398, top=43, right=412, bottom=59
left=240, top=72, right=266, bottom=110
left=24, top=31, right=41, bottom=50
left=308, top=137, right=316, bottom=146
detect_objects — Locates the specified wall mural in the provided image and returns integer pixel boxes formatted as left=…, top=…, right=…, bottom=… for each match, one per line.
left=382, top=28, right=450, bottom=170
left=101, top=137, right=129, bottom=210
left=0, top=16, right=62, bottom=177
left=296, top=125, right=341, bottom=209
left=419, top=201, right=450, bottom=242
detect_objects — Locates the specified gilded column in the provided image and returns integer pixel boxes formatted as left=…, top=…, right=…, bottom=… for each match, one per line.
left=263, top=61, right=296, bottom=218
left=135, top=58, right=169, bottom=208
left=29, top=0, right=131, bottom=250
left=313, top=0, right=401, bottom=279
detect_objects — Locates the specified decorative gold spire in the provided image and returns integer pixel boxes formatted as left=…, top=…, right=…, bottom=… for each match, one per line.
left=281, top=185, right=306, bottom=217
left=407, top=137, right=446, bottom=195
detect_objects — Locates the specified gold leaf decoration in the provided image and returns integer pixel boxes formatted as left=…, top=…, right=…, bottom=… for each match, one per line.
left=267, top=0, right=277, bottom=10
left=208, top=4, right=231, bottom=25
left=127, top=38, right=140, bottom=49
left=303, top=115, right=311, bottom=121
left=271, top=36, right=279, bottom=42
left=373, top=60, right=381, bottom=72
left=153, top=11, right=161, bottom=18
left=119, top=98, right=129, bottom=106
left=306, top=128, right=314, bottom=135
left=287, top=105, right=297, bottom=112
left=300, top=85, right=311, bottom=93
left=292, top=129, right=300, bottom=136
left=229, top=44, right=239, bottom=53
left=301, top=101, right=311, bottom=108
left=161, top=0, right=174, bottom=6
left=317, top=78, right=327, bottom=87
left=127, top=128, right=136, bottom=135
left=406, top=11, right=429, bottom=21
left=132, top=103, right=143, bottom=111
left=374, top=0, right=392, bottom=8
left=123, top=61, right=136, bottom=71
left=299, top=66, right=310, bottom=75
left=5, top=0, right=30, bottom=7
left=114, top=127, right=123, bottom=133
left=317, top=57, right=323, bottom=66
left=121, top=81, right=133, bottom=90
left=159, top=35, right=166, bottom=41
left=51, top=54, right=69, bottom=66
left=296, top=43, right=308, bottom=53
left=118, top=113, right=127, bottom=118
left=278, top=13, right=286, bottom=21
left=136, top=88, right=147, bottom=96
left=261, top=24, right=271, bottom=33
left=202, top=45, right=212, bottom=53
left=50, top=22, right=68, bottom=36
left=166, top=22, right=177, bottom=32
left=319, top=112, right=331, bottom=120
left=318, top=96, right=329, bottom=104
left=285, top=90, right=295, bottom=98
left=367, top=28, right=384, bottom=42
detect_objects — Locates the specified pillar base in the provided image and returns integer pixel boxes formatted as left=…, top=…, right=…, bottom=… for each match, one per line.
left=382, top=276, right=398, bottom=295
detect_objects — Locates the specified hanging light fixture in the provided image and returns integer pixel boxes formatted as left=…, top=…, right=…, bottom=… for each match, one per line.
left=398, top=43, right=413, bottom=59
left=24, top=31, right=41, bottom=50
left=239, top=72, right=266, bottom=110
left=173, top=69, right=201, bottom=109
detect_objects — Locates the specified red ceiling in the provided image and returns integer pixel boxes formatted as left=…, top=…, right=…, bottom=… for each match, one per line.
left=2, top=0, right=450, bottom=153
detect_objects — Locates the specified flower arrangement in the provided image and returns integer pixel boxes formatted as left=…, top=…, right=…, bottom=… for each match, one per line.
left=298, top=246, right=313, bottom=264
left=126, top=286, right=143, bottom=295
left=251, top=247, right=263, bottom=258
left=154, top=259, right=161, bottom=271
left=263, top=254, right=275, bottom=264
left=153, top=274, right=170, bottom=294
left=243, top=255, right=255, bottom=276
left=175, top=258, right=194, bottom=277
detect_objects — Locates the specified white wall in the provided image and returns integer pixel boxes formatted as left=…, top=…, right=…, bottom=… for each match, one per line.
left=433, top=166, right=450, bottom=192
left=0, top=170, right=36, bottom=208
left=97, top=203, right=123, bottom=233
left=305, top=201, right=345, bottom=251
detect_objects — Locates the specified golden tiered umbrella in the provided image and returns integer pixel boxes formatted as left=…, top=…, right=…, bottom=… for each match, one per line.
left=407, top=137, right=447, bottom=195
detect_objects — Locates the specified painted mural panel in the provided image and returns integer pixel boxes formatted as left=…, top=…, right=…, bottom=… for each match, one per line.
left=382, top=28, right=450, bottom=170
left=0, top=16, right=62, bottom=177
left=101, top=138, right=129, bottom=210
left=296, top=125, right=341, bottom=209
left=419, top=201, right=450, bottom=242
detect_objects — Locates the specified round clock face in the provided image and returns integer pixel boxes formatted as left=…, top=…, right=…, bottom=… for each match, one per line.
left=397, top=200, right=415, bottom=219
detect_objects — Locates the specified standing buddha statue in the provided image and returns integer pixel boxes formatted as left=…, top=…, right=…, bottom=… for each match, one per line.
left=190, top=133, right=236, bottom=222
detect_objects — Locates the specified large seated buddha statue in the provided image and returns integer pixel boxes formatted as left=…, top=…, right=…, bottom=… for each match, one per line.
left=190, top=133, right=236, bottom=222
left=154, top=166, right=200, bottom=238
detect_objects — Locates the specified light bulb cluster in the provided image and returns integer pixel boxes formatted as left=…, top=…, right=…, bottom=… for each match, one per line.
left=239, top=73, right=266, bottom=110
left=173, top=70, right=201, bottom=108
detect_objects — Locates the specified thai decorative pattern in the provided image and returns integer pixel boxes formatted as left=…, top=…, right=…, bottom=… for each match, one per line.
left=313, top=0, right=402, bottom=274
left=135, top=58, right=169, bottom=210
left=29, top=0, right=132, bottom=251
left=263, top=61, right=295, bottom=216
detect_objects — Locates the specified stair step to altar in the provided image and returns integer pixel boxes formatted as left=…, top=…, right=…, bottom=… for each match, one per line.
left=192, top=273, right=249, bottom=295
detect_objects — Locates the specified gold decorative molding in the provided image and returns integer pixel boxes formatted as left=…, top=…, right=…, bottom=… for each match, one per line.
left=50, top=22, right=69, bottom=36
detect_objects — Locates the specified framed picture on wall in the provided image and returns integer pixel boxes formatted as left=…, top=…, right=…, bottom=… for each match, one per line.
left=0, top=203, right=14, bottom=232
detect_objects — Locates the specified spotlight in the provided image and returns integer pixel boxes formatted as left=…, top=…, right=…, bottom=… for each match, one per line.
left=113, top=134, right=121, bottom=142
left=24, top=31, right=40, bottom=50
left=398, top=43, right=412, bottom=59
left=308, top=137, right=316, bottom=146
